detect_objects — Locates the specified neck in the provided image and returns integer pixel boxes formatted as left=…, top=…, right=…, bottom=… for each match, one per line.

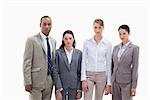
left=65, top=46, right=73, bottom=53
left=94, top=35, right=102, bottom=44
left=122, top=40, right=129, bottom=45
left=42, top=31, right=49, bottom=37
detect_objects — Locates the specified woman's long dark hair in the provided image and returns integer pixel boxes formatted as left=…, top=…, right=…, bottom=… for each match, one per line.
left=59, top=30, right=76, bottom=49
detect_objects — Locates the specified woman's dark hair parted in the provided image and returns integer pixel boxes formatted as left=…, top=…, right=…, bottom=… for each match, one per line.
left=118, top=24, right=130, bottom=33
left=59, top=30, right=76, bottom=49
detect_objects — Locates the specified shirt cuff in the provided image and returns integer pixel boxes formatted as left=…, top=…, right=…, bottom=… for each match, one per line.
left=56, top=88, right=63, bottom=92
left=77, top=90, right=82, bottom=92
left=107, top=79, right=111, bottom=85
left=81, top=74, right=86, bottom=81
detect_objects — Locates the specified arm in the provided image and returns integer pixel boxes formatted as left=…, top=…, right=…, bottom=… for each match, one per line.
left=106, top=44, right=112, bottom=85
left=104, top=44, right=112, bottom=95
left=111, top=47, right=115, bottom=75
left=131, top=46, right=139, bottom=89
left=77, top=51, right=82, bottom=91
left=81, top=40, right=89, bottom=92
left=53, top=52, right=63, bottom=90
left=81, top=40, right=88, bottom=81
left=23, top=38, right=33, bottom=93
left=53, top=51, right=63, bottom=100
left=76, top=51, right=82, bottom=99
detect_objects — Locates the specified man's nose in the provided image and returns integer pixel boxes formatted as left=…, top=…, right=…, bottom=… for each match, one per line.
left=46, top=25, right=50, bottom=28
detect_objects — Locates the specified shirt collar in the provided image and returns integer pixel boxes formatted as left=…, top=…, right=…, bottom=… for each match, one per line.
left=91, top=36, right=105, bottom=44
left=119, top=41, right=131, bottom=48
left=64, top=47, right=74, bottom=55
left=40, top=32, right=50, bottom=40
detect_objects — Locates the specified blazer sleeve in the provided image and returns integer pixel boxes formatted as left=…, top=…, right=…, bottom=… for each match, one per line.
left=23, top=38, right=33, bottom=86
left=77, top=51, right=82, bottom=90
left=131, top=46, right=139, bottom=88
left=54, top=51, right=63, bottom=90
left=111, top=46, right=116, bottom=75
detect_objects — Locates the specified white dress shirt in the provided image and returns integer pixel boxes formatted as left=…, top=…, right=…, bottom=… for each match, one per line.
left=64, top=47, right=73, bottom=64
left=81, top=37, right=112, bottom=85
left=40, top=32, right=53, bottom=56
left=118, top=41, right=131, bottom=61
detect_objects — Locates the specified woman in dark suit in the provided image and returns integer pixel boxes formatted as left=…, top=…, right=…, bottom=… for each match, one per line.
left=55, top=30, right=82, bottom=100
left=111, top=25, right=139, bottom=100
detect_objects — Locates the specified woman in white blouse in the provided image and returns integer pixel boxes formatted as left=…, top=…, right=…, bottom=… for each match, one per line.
left=81, top=19, right=112, bottom=100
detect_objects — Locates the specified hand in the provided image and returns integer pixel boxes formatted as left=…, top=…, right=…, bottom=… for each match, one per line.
left=104, top=85, right=111, bottom=95
left=25, top=84, right=32, bottom=93
left=82, top=80, right=89, bottom=92
left=131, top=88, right=136, bottom=96
left=76, top=91, right=82, bottom=99
left=56, top=90, right=62, bottom=100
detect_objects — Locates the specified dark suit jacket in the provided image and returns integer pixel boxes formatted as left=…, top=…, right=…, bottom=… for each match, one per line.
left=54, top=48, right=82, bottom=90
left=112, top=42, right=139, bottom=88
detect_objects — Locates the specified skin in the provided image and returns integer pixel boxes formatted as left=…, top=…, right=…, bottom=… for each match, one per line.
left=56, top=33, right=82, bottom=100
left=118, top=28, right=136, bottom=96
left=118, top=28, right=130, bottom=45
left=93, top=23, right=103, bottom=44
left=82, top=22, right=111, bottom=95
left=25, top=17, right=52, bottom=93
left=63, top=33, right=74, bottom=52
left=40, top=17, right=52, bottom=36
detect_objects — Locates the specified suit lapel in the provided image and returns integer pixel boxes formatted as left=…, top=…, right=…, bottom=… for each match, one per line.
left=114, top=45, right=120, bottom=65
left=119, top=42, right=132, bottom=63
left=49, top=37, right=54, bottom=53
left=37, top=33, right=46, bottom=55
left=70, top=49, right=77, bottom=66
left=61, top=49, right=70, bottom=71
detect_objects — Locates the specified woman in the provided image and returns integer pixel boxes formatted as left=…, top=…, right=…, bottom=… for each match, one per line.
left=111, top=25, right=139, bottom=100
left=81, top=19, right=112, bottom=100
left=55, top=30, right=82, bottom=100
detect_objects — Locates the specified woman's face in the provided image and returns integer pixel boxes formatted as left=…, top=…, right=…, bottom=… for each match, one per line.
left=118, top=28, right=130, bottom=42
left=63, top=33, right=74, bottom=48
left=93, top=23, right=104, bottom=35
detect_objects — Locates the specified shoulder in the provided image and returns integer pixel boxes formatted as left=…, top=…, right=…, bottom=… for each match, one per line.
left=50, top=36, right=56, bottom=41
left=26, top=33, right=39, bottom=42
left=50, top=36, right=56, bottom=43
left=102, top=38, right=112, bottom=46
left=130, top=43, right=139, bottom=51
left=113, top=44, right=120, bottom=50
left=84, top=38, right=92, bottom=43
left=74, top=48, right=82, bottom=54
left=56, top=48, right=64, bottom=54
left=131, top=43, right=139, bottom=49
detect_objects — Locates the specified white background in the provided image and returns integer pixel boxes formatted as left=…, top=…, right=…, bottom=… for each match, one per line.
left=0, top=0, right=150, bottom=100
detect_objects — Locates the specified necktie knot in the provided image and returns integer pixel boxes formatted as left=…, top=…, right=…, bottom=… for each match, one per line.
left=46, top=37, right=49, bottom=41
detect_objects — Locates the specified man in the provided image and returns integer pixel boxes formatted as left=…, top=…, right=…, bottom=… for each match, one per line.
left=23, top=16, right=56, bottom=100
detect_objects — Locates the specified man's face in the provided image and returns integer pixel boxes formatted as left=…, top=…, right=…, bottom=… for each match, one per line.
left=40, top=17, right=52, bottom=36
